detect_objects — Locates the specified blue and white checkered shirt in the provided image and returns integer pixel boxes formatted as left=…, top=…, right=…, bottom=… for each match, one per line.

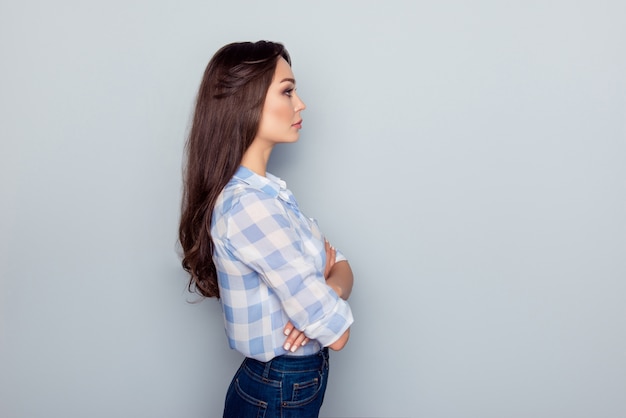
left=211, top=166, right=354, bottom=361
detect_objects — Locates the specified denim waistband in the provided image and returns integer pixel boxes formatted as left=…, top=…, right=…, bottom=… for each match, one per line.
left=244, top=347, right=329, bottom=374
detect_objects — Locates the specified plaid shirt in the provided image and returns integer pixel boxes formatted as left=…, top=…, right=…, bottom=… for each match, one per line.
left=211, top=166, right=354, bottom=361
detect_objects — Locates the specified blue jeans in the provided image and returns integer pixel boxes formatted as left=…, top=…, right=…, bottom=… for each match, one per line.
left=223, top=348, right=330, bottom=418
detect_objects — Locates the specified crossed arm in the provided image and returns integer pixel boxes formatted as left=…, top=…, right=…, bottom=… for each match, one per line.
left=282, top=239, right=354, bottom=352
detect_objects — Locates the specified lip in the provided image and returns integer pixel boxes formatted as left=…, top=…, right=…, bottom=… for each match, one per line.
left=292, top=120, right=303, bottom=128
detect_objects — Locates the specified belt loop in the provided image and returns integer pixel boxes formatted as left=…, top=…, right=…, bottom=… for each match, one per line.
left=262, top=358, right=272, bottom=379
left=320, top=347, right=329, bottom=370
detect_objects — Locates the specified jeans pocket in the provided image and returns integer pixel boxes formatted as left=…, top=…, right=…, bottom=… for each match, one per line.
left=233, top=376, right=268, bottom=409
left=223, top=367, right=270, bottom=418
left=283, top=371, right=323, bottom=407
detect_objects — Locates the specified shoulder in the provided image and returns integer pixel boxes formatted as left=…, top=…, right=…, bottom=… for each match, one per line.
left=217, top=182, right=285, bottom=220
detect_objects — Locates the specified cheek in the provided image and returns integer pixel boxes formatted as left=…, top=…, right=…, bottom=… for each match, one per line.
left=265, top=101, right=292, bottom=123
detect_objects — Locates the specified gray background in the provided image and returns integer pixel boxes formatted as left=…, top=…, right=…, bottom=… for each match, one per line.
left=1, top=1, right=625, bottom=417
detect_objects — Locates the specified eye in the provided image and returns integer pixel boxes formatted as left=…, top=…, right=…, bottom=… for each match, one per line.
left=283, top=87, right=295, bottom=97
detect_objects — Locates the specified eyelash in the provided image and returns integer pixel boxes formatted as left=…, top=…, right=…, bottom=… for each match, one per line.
left=283, top=88, right=295, bottom=97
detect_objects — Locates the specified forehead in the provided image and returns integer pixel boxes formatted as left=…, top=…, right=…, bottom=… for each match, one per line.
left=272, top=57, right=294, bottom=82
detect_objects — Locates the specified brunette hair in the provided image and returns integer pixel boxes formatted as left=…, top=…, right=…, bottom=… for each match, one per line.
left=179, top=41, right=291, bottom=298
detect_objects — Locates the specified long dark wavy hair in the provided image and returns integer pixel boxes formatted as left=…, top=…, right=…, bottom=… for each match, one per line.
left=179, top=41, right=291, bottom=298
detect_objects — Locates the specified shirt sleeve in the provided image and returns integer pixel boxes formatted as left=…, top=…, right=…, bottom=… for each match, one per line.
left=222, top=190, right=353, bottom=347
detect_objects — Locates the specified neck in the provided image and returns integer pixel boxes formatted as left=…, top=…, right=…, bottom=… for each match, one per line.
left=240, top=141, right=273, bottom=177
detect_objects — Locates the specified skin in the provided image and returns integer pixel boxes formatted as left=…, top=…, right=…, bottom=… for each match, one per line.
left=241, top=58, right=354, bottom=353
left=241, top=57, right=306, bottom=176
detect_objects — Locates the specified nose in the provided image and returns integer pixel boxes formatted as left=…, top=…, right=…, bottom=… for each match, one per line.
left=294, top=92, right=306, bottom=112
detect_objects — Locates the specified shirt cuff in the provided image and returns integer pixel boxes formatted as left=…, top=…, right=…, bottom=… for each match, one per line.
left=303, top=297, right=354, bottom=347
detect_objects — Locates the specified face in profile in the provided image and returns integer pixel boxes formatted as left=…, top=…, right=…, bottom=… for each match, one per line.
left=254, top=57, right=306, bottom=146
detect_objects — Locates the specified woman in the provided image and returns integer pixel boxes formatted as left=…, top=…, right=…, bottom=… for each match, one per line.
left=179, top=41, right=354, bottom=417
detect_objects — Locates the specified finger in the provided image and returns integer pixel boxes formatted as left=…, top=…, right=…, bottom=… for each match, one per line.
left=325, top=251, right=336, bottom=279
left=289, top=332, right=309, bottom=353
left=327, top=241, right=336, bottom=262
left=283, top=322, right=294, bottom=336
left=324, top=240, right=336, bottom=278
left=283, top=328, right=303, bottom=352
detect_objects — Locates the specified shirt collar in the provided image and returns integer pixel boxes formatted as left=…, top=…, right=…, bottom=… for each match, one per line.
left=233, top=166, right=288, bottom=200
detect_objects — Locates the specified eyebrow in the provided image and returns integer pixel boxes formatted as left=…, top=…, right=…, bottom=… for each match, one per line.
left=280, top=78, right=296, bottom=84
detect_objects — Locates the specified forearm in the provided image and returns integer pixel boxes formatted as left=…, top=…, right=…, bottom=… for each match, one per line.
left=328, top=328, right=350, bottom=351
left=326, top=261, right=353, bottom=351
left=325, top=260, right=353, bottom=300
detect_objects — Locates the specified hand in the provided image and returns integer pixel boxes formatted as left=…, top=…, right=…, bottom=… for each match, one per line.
left=282, top=321, right=309, bottom=353
left=324, top=238, right=344, bottom=298
left=324, top=239, right=336, bottom=279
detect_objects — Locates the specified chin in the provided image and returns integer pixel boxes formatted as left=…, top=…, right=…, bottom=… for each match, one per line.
left=283, top=135, right=300, bottom=143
